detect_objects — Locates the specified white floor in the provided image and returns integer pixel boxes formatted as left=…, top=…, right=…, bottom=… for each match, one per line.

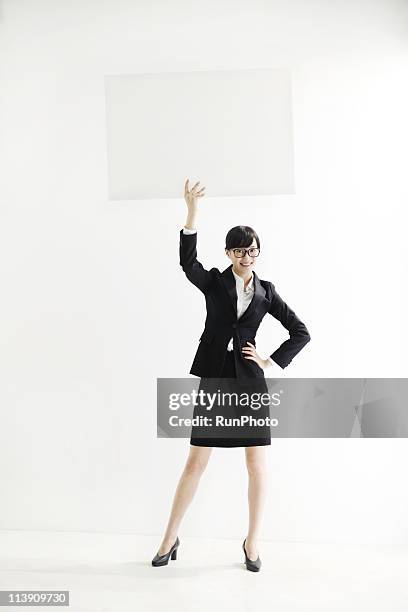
left=0, top=531, right=407, bottom=611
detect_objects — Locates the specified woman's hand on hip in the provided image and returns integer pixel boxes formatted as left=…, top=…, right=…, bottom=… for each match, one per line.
left=241, top=342, right=270, bottom=370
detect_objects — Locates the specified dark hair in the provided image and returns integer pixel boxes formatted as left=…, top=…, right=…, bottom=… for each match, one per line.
left=225, top=225, right=260, bottom=251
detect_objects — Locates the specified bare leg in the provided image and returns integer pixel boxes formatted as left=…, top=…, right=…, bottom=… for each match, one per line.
left=157, top=444, right=213, bottom=555
left=244, top=446, right=268, bottom=561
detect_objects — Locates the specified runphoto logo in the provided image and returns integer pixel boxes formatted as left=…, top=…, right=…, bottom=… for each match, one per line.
left=168, top=389, right=282, bottom=411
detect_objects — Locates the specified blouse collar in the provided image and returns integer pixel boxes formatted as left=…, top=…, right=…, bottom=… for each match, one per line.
left=232, top=268, right=254, bottom=292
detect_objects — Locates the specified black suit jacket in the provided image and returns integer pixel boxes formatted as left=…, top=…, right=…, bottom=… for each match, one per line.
left=179, top=229, right=311, bottom=379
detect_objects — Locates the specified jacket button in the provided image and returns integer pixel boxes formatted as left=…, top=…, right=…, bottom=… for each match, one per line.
left=232, top=323, right=237, bottom=328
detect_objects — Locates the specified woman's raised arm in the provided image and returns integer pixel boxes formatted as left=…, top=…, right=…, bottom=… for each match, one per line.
left=179, top=178, right=212, bottom=294
left=184, top=178, right=205, bottom=229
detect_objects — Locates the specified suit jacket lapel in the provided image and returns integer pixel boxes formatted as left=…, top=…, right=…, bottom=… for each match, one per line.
left=220, top=265, right=266, bottom=321
left=239, top=271, right=266, bottom=323
left=220, top=265, right=237, bottom=317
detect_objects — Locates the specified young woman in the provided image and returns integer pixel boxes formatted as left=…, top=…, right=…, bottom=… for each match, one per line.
left=152, top=179, right=311, bottom=571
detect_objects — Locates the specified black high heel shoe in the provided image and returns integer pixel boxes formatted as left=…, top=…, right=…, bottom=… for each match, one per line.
left=151, top=537, right=180, bottom=567
left=242, top=538, right=262, bottom=572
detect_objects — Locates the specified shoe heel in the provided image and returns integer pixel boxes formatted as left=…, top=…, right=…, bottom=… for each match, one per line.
left=151, top=536, right=179, bottom=567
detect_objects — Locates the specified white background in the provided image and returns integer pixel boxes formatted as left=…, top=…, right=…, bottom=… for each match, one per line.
left=1, top=0, right=408, bottom=546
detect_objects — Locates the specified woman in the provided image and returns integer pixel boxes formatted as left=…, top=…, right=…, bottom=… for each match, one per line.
left=152, top=179, right=311, bottom=571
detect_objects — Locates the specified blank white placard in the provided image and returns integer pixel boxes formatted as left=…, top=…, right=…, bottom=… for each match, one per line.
left=105, top=68, right=294, bottom=200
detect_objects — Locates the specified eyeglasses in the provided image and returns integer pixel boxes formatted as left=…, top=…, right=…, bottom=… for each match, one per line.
left=230, top=247, right=260, bottom=258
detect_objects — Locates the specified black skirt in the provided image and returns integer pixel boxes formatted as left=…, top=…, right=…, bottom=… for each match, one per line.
left=190, top=350, right=272, bottom=447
